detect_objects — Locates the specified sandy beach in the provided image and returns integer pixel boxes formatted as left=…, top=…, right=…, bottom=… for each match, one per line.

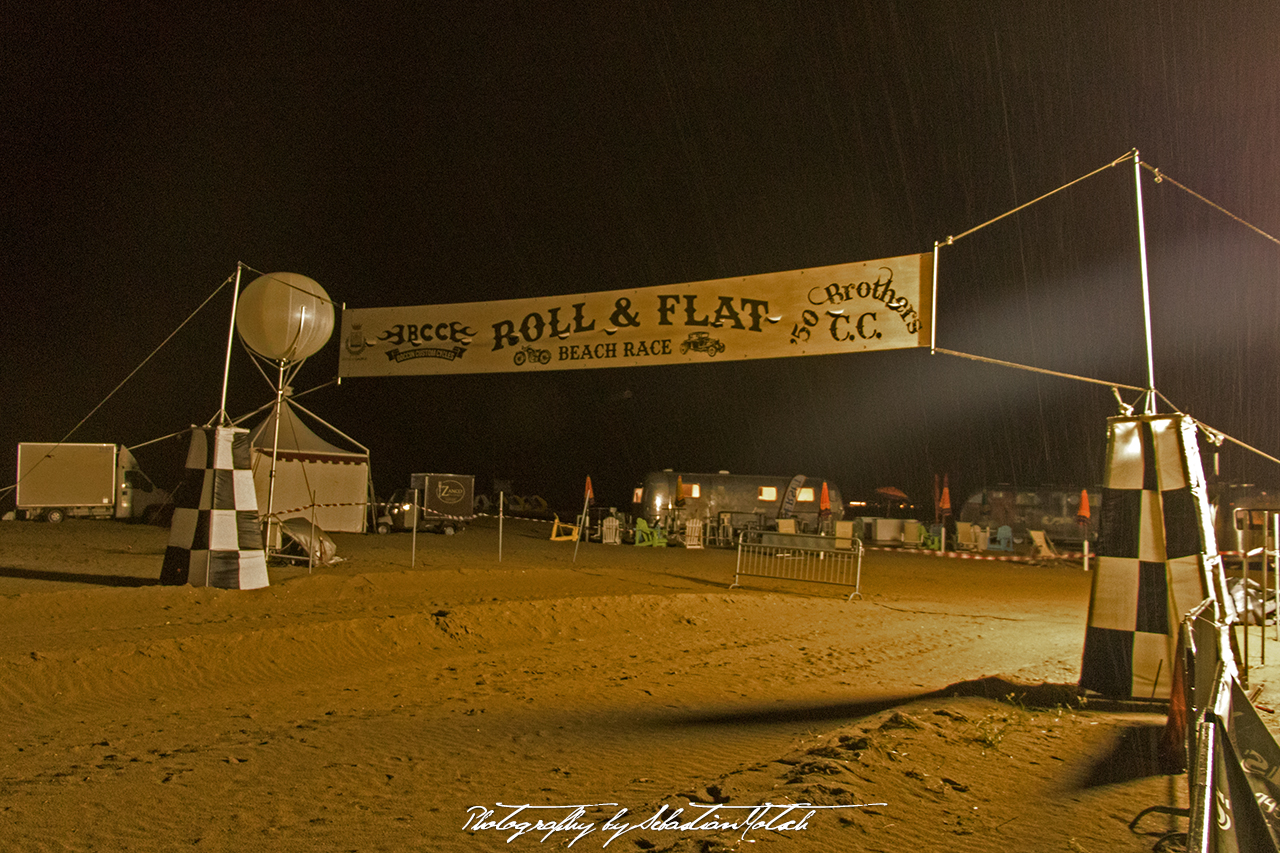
left=2, top=516, right=1271, bottom=852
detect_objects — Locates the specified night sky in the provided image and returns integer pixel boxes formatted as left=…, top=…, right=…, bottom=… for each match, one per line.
left=4, top=1, right=1278, bottom=515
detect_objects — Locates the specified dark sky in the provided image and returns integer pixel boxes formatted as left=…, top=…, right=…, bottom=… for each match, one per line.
left=4, top=1, right=1278, bottom=513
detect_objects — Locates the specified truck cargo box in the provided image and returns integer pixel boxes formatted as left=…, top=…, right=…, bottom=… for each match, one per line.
left=16, top=443, right=117, bottom=511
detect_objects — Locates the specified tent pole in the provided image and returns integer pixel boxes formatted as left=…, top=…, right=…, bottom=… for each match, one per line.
left=411, top=488, right=420, bottom=569
left=265, top=360, right=286, bottom=553
left=1133, top=150, right=1157, bottom=414
left=216, top=264, right=244, bottom=426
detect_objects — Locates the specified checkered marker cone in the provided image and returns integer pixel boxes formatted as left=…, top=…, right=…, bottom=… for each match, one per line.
left=1079, top=415, right=1229, bottom=700
left=159, top=426, right=269, bottom=590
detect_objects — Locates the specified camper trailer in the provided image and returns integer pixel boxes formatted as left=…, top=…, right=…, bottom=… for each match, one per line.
left=957, top=487, right=1099, bottom=546
left=958, top=483, right=1279, bottom=554
left=1209, top=483, right=1280, bottom=558
left=14, top=442, right=169, bottom=523
left=631, top=470, right=843, bottom=539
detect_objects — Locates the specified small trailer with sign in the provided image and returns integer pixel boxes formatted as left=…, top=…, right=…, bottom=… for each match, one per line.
left=375, top=473, right=475, bottom=534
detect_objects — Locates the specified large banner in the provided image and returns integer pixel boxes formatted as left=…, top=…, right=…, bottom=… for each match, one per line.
left=338, top=253, right=932, bottom=377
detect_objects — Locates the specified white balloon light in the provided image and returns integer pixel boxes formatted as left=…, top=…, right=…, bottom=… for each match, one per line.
left=235, top=272, right=335, bottom=362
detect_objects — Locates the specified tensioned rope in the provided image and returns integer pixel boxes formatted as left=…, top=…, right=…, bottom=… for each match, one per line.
left=1154, top=391, right=1280, bottom=469
left=1141, top=163, right=1280, bottom=247
left=934, top=346, right=1280, bottom=468
left=0, top=274, right=238, bottom=499
left=935, top=149, right=1280, bottom=469
left=932, top=347, right=1145, bottom=393
left=938, top=150, right=1135, bottom=246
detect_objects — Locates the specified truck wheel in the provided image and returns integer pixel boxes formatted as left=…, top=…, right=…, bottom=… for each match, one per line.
left=46, top=508, right=66, bottom=524
left=376, top=521, right=391, bottom=535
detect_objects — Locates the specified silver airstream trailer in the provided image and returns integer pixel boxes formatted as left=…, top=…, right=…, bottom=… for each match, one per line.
left=958, top=483, right=1279, bottom=556
left=631, top=470, right=843, bottom=541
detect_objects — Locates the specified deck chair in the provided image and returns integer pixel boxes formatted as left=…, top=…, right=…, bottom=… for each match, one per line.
left=634, top=518, right=667, bottom=547
left=550, top=514, right=580, bottom=542
left=902, top=520, right=923, bottom=546
left=776, top=518, right=797, bottom=534
left=1028, top=530, right=1059, bottom=558
left=990, top=525, right=1014, bottom=551
left=953, top=521, right=975, bottom=550
left=683, top=518, right=704, bottom=549
left=834, top=520, right=856, bottom=550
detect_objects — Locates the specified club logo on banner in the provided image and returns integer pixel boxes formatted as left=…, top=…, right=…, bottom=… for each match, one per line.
left=338, top=254, right=933, bottom=377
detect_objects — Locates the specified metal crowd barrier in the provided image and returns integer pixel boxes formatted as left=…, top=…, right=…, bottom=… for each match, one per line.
left=730, top=530, right=863, bottom=600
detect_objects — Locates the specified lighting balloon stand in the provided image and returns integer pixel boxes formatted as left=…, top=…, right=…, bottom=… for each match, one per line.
left=217, top=264, right=336, bottom=554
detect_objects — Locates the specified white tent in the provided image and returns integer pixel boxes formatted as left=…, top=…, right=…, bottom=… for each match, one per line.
left=247, top=398, right=371, bottom=534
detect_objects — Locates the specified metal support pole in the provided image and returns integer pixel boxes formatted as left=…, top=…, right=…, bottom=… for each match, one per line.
left=572, top=489, right=590, bottom=563
left=1243, top=549, right=1251, bottom=685
left=1186, top=716, right=1216, bottom=853
left=411, top=488, right=420, bottom=569
left=498, top=491, right=504, bottom=563
left=1132, top=151, right=1157, bottom=413
left=216, top=264, right=244, bottom=426
left=930, top=241, right=940, bottom=354
left=308, top=491, right=316, bottom=574
left=264, top=360, right=286, bottom=554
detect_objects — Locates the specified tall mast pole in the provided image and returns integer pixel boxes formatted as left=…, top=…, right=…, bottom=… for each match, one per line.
left=1133, top=150, right=1157, bottom=413
left=216, top=263, right=244, bottom=426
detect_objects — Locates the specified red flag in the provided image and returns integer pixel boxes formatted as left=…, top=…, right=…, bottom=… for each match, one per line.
left=1077, top=489, right=1091, bottom=523
left=585, top=476, right=594, bottom=504
left=940, top=474, right=951, bottom=517
left=819, top=481, right=831, bottom=517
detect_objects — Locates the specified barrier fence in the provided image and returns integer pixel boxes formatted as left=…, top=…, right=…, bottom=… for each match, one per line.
left=1156, top=598, right=1280, bottom=851
left=730, top=530, right=864, bottom=600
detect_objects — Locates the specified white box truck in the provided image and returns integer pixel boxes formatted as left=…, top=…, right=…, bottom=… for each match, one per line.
left=15, top=442, right=169, bottom=523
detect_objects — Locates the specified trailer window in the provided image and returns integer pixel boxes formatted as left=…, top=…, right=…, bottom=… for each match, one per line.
left=797, top=487, right=815, bottom=502
left=633, top=487, right=643, bottom=504
left=758, top=486, right=777, bottom=501
left=681, top=482, right=700, bottom=499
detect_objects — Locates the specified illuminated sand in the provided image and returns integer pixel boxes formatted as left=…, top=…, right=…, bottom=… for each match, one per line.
left=3, top=518, right=1269, bottom=851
